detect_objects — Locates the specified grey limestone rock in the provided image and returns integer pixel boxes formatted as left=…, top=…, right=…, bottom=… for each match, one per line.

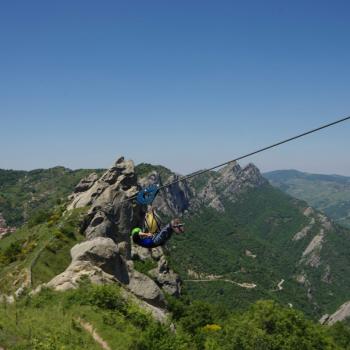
left=71, top=237, right=129, bottom=283
left=320, top=301, right=350, bottom=325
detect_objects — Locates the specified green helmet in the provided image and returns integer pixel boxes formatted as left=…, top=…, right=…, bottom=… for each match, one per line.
left=130, top=227, right=141, bottom=236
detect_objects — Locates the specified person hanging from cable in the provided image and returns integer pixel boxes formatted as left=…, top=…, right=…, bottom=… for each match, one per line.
left=131, top=206, right=185, bottom=248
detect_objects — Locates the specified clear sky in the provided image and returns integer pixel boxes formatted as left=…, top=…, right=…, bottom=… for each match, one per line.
left=1, top=0, right=350, bottom=175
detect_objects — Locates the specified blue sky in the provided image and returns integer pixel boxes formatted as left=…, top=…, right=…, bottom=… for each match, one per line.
left=1, top=0, right=350, bottom=175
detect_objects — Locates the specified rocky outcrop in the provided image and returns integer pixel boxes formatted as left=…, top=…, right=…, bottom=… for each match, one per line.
left=301, top=230, right=324, bottom=267
left=195, top=162, right=267, bottom=211
left=70, top=237, right=129, bottom=283
left=322, top=265, right=332, bottom=284
left=127, top=268, right=165, bottom=307
left=299, top=211, right=333, bottom=268
left=131, top=244, right=181, bottom=297
left=245, top=250, right=257, bottom=258
left=47, top=260, right=117, bottom=291
left=47, top=157, right=179, bottom=313
left=48, top=237, right=166, bottom=307
left=47, top=237, right=127, bottom=291
left=68, top=157, right=141, bottom=245
left=71, top=173, right=99, bottom=194
left=293, top=213, right=315, bottom=241
left=320, top=301, right=350, bottom=325
left=149, top=256, right=181, bottom=296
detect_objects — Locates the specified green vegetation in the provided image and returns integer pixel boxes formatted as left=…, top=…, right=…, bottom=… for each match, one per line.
left=0, top=205, right=87, bottom=294
left=31, top=206, right=88, bottom=287
left=135, top=163, right=174, bottom=180
left=0, top=167, right=103, bottom=227
left=167, top=183, right=350, bottom=318
left=133, top=258, right=158, bottom=276
left=204, top=300, right=350, bottom=350
left=1, top=283, right=349, bottom=349
left=265, top=170, right=350, bottom=228
left=0, top=283, right=192, bottom=350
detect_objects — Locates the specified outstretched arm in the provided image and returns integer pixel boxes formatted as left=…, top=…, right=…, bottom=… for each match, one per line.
left=139, top=232, right=153, bottom=238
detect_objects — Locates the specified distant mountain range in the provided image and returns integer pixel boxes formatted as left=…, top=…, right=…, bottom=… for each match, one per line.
left=264, top=170, right=350, bottom=228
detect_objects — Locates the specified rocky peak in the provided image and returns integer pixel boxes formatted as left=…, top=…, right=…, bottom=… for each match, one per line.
left=48, top=157, right=180, bottom=317
left=193, top=162, right=267, bottom=211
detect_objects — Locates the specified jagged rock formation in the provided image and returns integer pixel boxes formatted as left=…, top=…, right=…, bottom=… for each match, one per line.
left=293, top=208, right=316, bottom=241
left=137, top=162, right=267, bottom=217
left=48, top=157, right=179, bottom=315
left=299, top=213, right=333, bottom=268
left=194, top=162, right=267, bottom=212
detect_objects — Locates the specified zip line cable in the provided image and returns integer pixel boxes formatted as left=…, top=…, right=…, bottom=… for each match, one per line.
left=124, top=115, right=350, bottom=204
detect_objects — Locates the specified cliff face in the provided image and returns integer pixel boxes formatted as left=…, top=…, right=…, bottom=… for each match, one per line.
left=48, top=157, right=181, bottom=319
left=195, top=162, right=267, bottom=211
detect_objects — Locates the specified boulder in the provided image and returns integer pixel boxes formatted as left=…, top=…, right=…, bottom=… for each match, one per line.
left=149, top=256, right=181, bottom=297
left=47, top=261, right=117, bottom=291
left=127, top=269, right=166, bottom=307
left=73, top=173, right=99, bottom=193
left=71, top=237, right=129, bottom=284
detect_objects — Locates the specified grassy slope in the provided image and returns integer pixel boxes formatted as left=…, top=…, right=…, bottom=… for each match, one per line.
left=0, top=207, right=87, bottom=294
left=1, top=283, right=349, bottom=350
left=0, top=284, right=170, bottom=350
left=0, top=167, right=103, bottom=227
left=264, top=170, right=350, bottom=228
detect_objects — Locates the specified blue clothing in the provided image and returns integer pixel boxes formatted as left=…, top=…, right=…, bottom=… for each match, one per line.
left=135, top=224, right=173, bottom=248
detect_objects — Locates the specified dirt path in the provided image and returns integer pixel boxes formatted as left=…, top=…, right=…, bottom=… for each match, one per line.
left=185, top=279, right=257, bottom=289
left=76, top=318, right=111, bottom=350
left=277, top=279, right=285, bottom=291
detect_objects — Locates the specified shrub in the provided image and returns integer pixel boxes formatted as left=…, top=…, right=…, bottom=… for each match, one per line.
left=3, top=240, right=25, bottom=263
left=132, top=322, right=192, bottom=350
left=208, top=300, right=337, bottom=350
left=179, top=301, right=215, bottom=335
left=28, top=210, right=52, bottom=228
left=65, top=283, right=127, bottom=314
